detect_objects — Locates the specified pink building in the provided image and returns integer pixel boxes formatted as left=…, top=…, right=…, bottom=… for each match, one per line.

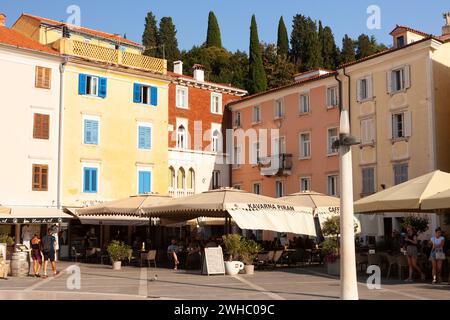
left=228, top=70, right=340, bottom=200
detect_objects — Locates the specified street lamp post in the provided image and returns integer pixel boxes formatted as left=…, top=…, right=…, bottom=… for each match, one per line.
left=336, top=110, right=359, bottom=300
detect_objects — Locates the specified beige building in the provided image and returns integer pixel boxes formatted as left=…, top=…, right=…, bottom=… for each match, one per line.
left=337, top=14, right=450, bottom=239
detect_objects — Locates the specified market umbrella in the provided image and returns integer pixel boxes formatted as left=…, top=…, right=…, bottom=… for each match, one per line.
left=142, top=188, right=316, bottom=236
left=0, top=206, right=11, bottom=215
left=354, top=170, right=450, bottom=213
left=422, top=188, right=450, bottom=210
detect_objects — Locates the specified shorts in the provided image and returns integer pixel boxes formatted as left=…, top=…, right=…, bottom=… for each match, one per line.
left=31, top=249, right=42, bottom=264
left=429, top=250, right=446, bottom=261
left=43, top=250, right=55, bottom=262
left=406, top=246, right=418, bottom=258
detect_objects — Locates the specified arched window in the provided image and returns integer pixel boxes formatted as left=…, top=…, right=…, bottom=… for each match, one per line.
left=187, top=168, right=195, bottom=190
left=212, top=130, right=221, bottom=152
left=176, top=125, right=187, bottom=149
left=168, top=167, right=175, bottom=188
left=177, top=168, right=185, bottom=190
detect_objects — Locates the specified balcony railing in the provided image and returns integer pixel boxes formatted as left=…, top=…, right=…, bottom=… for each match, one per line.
left=258, top=154, right=293, bottom=176
left=55, top=38, right=167, bottom=74
left=169, top=188, right=195, bottom=198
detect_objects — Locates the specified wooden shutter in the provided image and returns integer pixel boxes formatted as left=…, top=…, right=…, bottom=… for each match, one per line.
left=404, top=65, right=411, bottom=89
left=32, top=164, right=48, bottom=191
left=387, top=71, right=392, bottom=94
left=356, top=79, right=362, bottom=102
left=78, top=74, right=87, bottom=95
left=388, top=114, right=393, bottom=140
left=404, top=111, right=412, bottom=137
left=35, top=66, right=51, bottom=89
left=33, top=113, right=50, bottom=139
left=367, top=76, right=374, bottom=100
left=98, top=77, right=107, bottom=98
left=150, top=86, right=158, bottom=106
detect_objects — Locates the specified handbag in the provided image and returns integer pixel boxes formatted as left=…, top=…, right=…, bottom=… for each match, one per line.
left=435, top=248, right=446, bottom=260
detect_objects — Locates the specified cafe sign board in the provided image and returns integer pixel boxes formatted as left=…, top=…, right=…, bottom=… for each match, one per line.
left=0, top=218, right=70, bottom=225
left=201, top=247, right=226, bottom=276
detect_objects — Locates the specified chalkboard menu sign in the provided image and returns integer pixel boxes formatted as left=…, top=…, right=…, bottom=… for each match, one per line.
left=201, top=247, right=225, bottom=276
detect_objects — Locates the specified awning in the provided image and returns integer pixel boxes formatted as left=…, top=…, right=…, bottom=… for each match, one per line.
left=0, top=207, right=73, bottom=224
left=76, top=215, right=149, bottom=226
left=422, top=188, right=450, bottom=210
left=0, top=206, right=11, bottom=215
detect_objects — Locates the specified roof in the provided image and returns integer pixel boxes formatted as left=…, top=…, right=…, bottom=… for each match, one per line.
left=390, top=25, right=432, bottom=37
left=0, top=25, right=59, bottom=55
left=227, top=71, right=337, bottom=107
left=19, top=13, right=142, bottom=48
left=167, top=71, right=247, bottom=94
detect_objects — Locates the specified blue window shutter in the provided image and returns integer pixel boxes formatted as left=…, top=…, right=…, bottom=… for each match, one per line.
left=133, top=83, right=141, bottom=103
left=91, top=168, right=97, bottom=192
left=138, top=171, right=144, bottom=194
left=138, top=126, right=151, bottom=149
left=150, top=86, right=158, bottom=106
left=138, top=126, right=145, bottom=149
left=146, top=171, right=152, bottom=192
left=99, top=77, right=107, bottom=98
left=84, top=120, right=92, bottom=144
left=92, top=121, right=99, bottom=144
left=83, top=168, right=91, bottom=192
left=79, top=74, right=87, bottom=95
left=146, top=126, right=152, bottom=149
left=139, top=171, right=151, bottom=194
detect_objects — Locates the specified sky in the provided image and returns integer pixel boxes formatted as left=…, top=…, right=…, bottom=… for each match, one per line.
left=1, top=0, right=448, bottom=53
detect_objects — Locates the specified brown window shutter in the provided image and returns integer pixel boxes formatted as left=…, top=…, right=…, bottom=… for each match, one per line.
left=44, top=67, right=51, bottom=89
left=35, top=66, right=51, bottom=89
left=33, top=113, right=50, bottom=139
left=32, top=164, right=49, bottom=191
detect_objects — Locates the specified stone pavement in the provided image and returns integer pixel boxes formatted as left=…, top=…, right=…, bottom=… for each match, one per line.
left=1, top=261, right=450, bottom=300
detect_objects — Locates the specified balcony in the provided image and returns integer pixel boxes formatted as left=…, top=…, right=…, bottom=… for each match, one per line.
left=169, top=188, right=195, bottom=198
left=54, top=38, right=167, bottom=74
left=258, top=154, right=293, bottom=176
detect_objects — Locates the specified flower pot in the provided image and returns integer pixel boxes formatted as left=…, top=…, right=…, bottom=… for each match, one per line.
left=326, top=259, right=340, bottom=276
left=224, top=261, right=244, bottom=276
left=244, top=264, right=255, bottom=275
left=112, top=261, right=122, bottom=271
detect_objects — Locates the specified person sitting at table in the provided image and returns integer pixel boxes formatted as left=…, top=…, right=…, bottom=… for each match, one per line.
left=167, top=239, right=180, bottom=270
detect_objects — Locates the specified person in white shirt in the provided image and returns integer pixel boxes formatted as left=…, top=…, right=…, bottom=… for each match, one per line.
left=430, top=227, right=446, bottom=284
left=21, top=225, right=33, bottom=250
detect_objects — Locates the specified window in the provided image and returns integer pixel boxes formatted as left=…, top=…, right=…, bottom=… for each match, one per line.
left=211, top=93, right=222, bottom=114
left=177, top=168, right=186, bottom=190
left=32, top=164, right=48, bottom=191
left=300, top=178, right=311, bottom=192
left=388, top=66, right=410, bottom=93
left=233, top=185, right=241, bottom=190
left=275, top=181, right=284, bottom=198
left=212, top=130, right=220, bottom=152
left=394, top=164, right=408, bottom=185
left=397, top=36, right=405, bottom=48
left=187, top=168, right=195, bottom=190
left=327, top=128, right=339, bottom=155
left=273, top=137, right=286, bottom=155
left=361, top=118, right=375, bottom=144
left=168, top=167, right=175, bottom=188
left=251, top=142, right=260, bottom=165
left=83, top=167, right=98, bottom=193
left=176, top=125, right=187, bottom=149
left=133, top=83, right=158, bottom=106
left=233, top=146, right=242, bottom=168
left=33, top=113, right=50, bottom=140
left=84, top=119, right=99, bottom=145
left=176, top=86, right=188, bottom=108
left=253, top=183, right=261, bottom=195
left=357, top=76, right=372, bottom=101
left=252, top=106, right=261, bottom=123
left=275, top=99, right=284, bottom=118
left=79, top=74, right=107, bottom=98
left=327, top=175, right=339, bottom=196
left=138, top=125, right=152, bottom=150
left=138, top=170, right=152, bottom=194
left=362, top=168, right=375, bottom=194
left=212, top=170, right=220, bottom=189
left=391, top=112, right=412, bottom=140
left=35, top=66, right=51, bottom=89
left=300, top=133, right=311, bottom=159
left=327, top=86, right=338, bottom=108
left=234, top=112, right=241, bottom=127
left=300, top=94, right=309, bottom=114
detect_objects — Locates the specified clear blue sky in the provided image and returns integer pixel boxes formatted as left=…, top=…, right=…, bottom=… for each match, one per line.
left=2, top=0, right=447, bottom=52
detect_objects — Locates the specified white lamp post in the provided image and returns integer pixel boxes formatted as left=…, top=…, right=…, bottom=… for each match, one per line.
left=338, top=110, right=359, bottom=300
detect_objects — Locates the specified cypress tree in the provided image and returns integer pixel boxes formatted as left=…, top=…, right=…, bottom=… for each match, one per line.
left=206, top=11, right=222, bottom=48
left=355, top=34, right=374, bottom=60
left=321, top=26, right=339, bottom=70
left=290, top=15, right=322, bottom=72
left=318, top=20, right=324, bottom=54
left=248, top=15, right=267, bottom=94
left=142, top=12, right=158, bottom=57
left=340, top=34, right=356, bottom=65
left=277, top=16, right=289, bottom=57
left=158, top=17, right=181, bottom=67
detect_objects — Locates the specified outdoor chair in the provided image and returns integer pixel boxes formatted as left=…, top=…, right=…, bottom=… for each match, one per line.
left=367, top=253, right=381, bottom=267
left=256, top=253, right=270, bottom=269
left=272, top=250, right=284, bottom=268
left=396, top=255, right=409, bottom=280
left=355, top=253, right=368, bottom=272
left=267, top=250, right=275, bottom=263
left=386, top=254, right=399, bottom=279
left=71, top=246, right=82, bottom=263
left=126, top=249, right=138, bottom=266
left=146, top=250, right=157, bottom=268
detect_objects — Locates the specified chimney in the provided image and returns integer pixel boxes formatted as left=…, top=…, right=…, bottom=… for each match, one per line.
left=173, top=61, right=183, bottom=75
left=193, top=64, right=205, bottom=82
left=443, top=12, right=450, bottom=35
left=0, top=13, right=6, bottom=27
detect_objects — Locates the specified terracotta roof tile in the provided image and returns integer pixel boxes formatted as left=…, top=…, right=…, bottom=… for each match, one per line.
left=0, top=25, right=59, bottom=55
left=167, top=71, right=246, bottom=92
left=390, top=25, right=431, bottom=37
left=21, top=13, right=142, bottom=48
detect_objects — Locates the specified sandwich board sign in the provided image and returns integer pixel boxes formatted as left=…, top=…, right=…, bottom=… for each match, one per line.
left=201, top=247, right=225, bottom=276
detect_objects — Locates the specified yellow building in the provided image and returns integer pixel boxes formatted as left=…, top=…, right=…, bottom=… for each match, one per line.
left=13, top=14, right=171, bottom=208
left=337, top=14, right=450, bottom=239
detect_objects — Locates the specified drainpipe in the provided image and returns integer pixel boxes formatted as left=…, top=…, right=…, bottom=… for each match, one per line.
left=342, top=67, right=352, bottom=126
left=57, top=58, right=68, bottom=210
left=334, top=72, right=343, bottom=113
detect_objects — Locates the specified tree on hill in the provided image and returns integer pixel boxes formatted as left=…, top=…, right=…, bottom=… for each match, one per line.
left=321, top=26, right=339, bottom=69
left=339, top=34, right=356, bottom=65
left=206, top=11, right=222, bottom=48
left=262, top=43, right=295, bottom=89
left=290, top=15, right=322, bottom=72
left=142, top=12, right=158, bottom=57
left=248, top=15, right=267, bottom=94
left=277, top=16, right=289, bottom=57
left=158, top=17, right=181, bottom=68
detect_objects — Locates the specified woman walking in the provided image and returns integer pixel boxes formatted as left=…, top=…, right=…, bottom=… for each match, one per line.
left=404, top=226, right=426, bottom=282
left=30, top=234, right=42, bottom=277
left=430, top=227, right=446, bottom=284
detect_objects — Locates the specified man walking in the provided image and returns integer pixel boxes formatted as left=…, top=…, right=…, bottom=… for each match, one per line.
left=41, top=228, right=59, bottom=278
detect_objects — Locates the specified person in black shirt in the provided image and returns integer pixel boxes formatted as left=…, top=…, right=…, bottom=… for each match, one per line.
left=41, top=228, right=59, bottom=278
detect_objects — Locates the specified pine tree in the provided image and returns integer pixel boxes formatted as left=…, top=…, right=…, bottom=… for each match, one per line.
left=262, top=43, right=295, bottom=89
left=158, top=17, right=181, bottom=68
left=321, top=26, right=339, bottom=70
left=318, top=20, right=324, bottom=55
left=290, top=15, right=322, bottom=72
left=355, top=34, right=373, bottom=60
left=248, top=15, right=267, bottom=94
left=142, top=12, right=158, bottom=57
left=206, top=11, right=222, bottom=48
left=340, top=34, right=356, bottom=65
left=277, top=16, right=289, bottom=57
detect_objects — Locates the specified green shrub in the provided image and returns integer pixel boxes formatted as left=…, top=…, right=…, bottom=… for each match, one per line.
left=0, top=234, right=14, bottom=246
left=402, top=215, right=429, bottom=234
left=222, top=234, right=242, bottom=261
left=107, top=240, right=131, bottom=262
left=240, top=239, right=262, bottom=265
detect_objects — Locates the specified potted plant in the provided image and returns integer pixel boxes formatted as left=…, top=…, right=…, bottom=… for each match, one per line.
left=222, top=234, right=244, bottom=275
left=240, top=239, right=262, bottom=275
left=401, top=215, right=429, bottom=234
left=0, top=234, right=14, bottom=260
left=107, top=240, right=130, bottom=270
